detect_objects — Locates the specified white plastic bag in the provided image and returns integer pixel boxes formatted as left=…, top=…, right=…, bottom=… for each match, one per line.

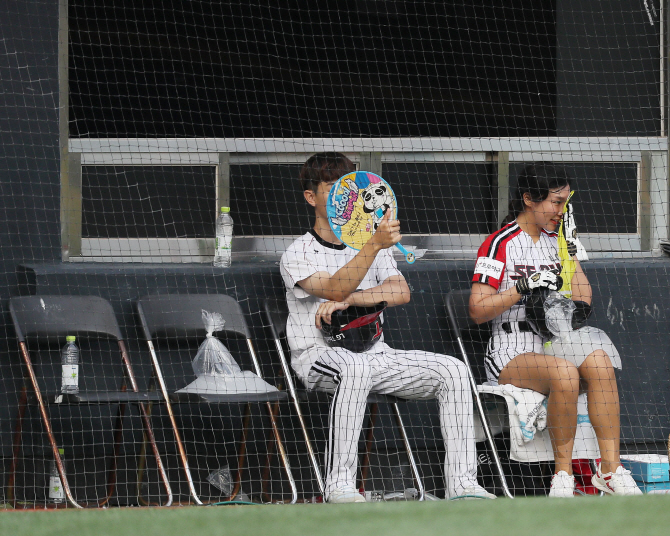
left=176, top=309, right=279, bottom=395
left=192, top=309, right=241, bottom=377
left=543, top=291, right=576, bottom=339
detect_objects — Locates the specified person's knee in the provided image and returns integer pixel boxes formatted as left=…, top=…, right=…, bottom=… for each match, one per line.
left=549, top=359, right=580, bottom=394
left=339, top=355, right=372, bottom=384
left=580, top=349, right=616, bottom=381
left=433, top=355, right=469, bottom=390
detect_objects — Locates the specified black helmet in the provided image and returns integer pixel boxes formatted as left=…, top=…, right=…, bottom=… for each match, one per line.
left=321, top=302, right=387, bottom=353
left=524, top=288, right=552, bottom=339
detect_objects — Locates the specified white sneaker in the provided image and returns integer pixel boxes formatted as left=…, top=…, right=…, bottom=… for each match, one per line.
left=449, top=484, right=497, bottom=500
left=592, top=465, right=643, bottom=496
left=327, top=486, right=367, bottom=504
left=549, top=471, right=575, bottom=498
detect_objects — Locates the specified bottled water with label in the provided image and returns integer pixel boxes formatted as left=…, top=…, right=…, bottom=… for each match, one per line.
left=214, top=207, right=234, bottom=267
left=49, top=448, right=65, bottom=503
left=61, top=335, right=79, bottom=394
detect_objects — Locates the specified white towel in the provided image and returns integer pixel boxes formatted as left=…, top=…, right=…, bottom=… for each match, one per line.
left=499, top=385, right=548, bottom=446
left=477, top=384, right=601, bottom=463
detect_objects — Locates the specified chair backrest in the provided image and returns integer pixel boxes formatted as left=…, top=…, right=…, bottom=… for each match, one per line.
left=444, top=289, right=476, bottom=339
left=136, top=294, right=250, bottom=340
left=263, top=298, right=289, bottom=342
left=9, top=295, right=123, bottom=343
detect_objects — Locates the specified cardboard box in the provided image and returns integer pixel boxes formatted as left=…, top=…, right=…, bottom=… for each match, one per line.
left=637, top=480, right=670, bottom=494
left=620, top=454, right=669, bottom=483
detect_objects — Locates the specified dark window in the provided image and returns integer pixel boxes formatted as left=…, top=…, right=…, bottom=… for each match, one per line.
left=509, top=162, right=638, bottom=234
left=82, top=166, right=216, bottom=238
left=382, top=162, right=494, bottom=235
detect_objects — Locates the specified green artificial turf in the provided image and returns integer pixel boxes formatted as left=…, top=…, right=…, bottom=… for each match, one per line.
left=2, top=496, right=669, bottom=536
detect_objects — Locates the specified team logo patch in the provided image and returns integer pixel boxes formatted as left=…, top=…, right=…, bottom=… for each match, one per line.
left=474, top=257, right=504, bottom=280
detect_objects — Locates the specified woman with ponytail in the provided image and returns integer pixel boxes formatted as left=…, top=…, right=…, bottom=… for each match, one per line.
left=469, top=163, right=641, bottom=498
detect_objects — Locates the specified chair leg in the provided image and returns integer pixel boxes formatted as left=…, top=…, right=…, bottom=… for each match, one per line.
left=271, top=336, right=325, bottom=496
left=391, top=403, right=425, bottom=501
left=146, top=340, right=203, bottom=505
left=18, top=342, right=82, bottom=509
left=227, top=402, right=252, bottom=501
left=260, top=401, right=279, bottom=503
left=263, top=400, right=298, bottom=504
left=117, top=341, right=173, bottom=506
left=455, top=336, right=514, bottom=499
left=359, top=403, right=379, bottom=492
left=7, top=384, right=28, bottom=508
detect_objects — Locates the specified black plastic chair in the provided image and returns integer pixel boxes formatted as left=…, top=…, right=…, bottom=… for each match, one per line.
left=135, top=294, right=297, bottom=505
left=8, top=295, right=172, bottom=508
left=262, top=297, right=425, bottom=500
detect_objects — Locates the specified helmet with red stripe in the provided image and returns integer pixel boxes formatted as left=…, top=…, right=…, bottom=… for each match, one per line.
left=321, top=302, right=387, bottom=353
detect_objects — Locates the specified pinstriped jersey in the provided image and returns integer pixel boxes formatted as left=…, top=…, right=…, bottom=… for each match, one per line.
left=472, top=221, right=561, bottom=330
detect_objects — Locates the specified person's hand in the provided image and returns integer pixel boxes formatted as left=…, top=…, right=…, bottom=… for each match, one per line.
left=315, top=300, right=349, bottom=329
left=370, top=210, right=402, bottom=250
left=563, top=203, right=588, bottom=261
left=515, top=270, right=563, bottom=296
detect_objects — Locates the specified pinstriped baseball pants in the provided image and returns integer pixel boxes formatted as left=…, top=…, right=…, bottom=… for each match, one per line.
left=293, top=343, right=478, bottom=499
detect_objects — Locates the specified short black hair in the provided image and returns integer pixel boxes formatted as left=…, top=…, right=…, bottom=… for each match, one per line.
left=501, top=162, right=571, bottom=226
left=299, top=152, right=355, bottom=192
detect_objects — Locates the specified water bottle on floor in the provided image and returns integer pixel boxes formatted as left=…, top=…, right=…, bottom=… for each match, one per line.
left=48, top=448, right=65, bottom=504
left=214, top=207, right=234, bottom=267
left=61, top=336, right=79, bottom=394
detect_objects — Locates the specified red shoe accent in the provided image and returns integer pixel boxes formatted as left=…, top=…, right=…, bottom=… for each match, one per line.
left=572, top=458, right=599, bottom=495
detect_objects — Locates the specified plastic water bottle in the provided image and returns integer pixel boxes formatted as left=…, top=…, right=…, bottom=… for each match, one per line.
left=61, top=336, right=79, bottom=394
left=49, top=448, right=65, bottom=503
left=214, top=207, right=234, bottom=267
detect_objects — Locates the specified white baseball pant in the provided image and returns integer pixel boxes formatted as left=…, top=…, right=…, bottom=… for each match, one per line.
left=293, top=342, right=478, bottom=499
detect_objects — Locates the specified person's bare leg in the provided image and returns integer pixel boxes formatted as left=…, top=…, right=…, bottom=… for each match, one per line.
left=499, top=353, right=580, bottom=474
left=578, top=350, right=620, bottom=473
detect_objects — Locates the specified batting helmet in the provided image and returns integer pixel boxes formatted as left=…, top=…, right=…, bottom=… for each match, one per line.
left=321, top=302, right=387, bottom=353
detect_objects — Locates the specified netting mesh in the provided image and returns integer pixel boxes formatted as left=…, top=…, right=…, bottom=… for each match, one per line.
left=1, top=0, right=669, bottom=508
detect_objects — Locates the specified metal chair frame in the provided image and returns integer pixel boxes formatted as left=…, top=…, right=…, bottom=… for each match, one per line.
left=7, top=295, right=173, bottom=509
left=262, top=298, right=425, bottom=501
left=135, top=294, right=297, bottom=505
left=444, top=289, right=514, bottom=499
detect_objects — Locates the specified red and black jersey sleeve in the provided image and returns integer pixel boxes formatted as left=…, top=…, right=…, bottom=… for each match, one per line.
left=471, top=223, right=520, bottom=290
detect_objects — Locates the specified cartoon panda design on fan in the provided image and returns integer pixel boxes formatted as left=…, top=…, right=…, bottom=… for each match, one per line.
left=327, top=171, right=415, bottom=264
left=361, top=178, right=393, bottom=231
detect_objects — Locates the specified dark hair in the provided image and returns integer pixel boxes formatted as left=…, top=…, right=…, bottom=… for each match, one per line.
left=501, top=163, right=571, bottom=227
left=299, top=152, right=355, bottom=192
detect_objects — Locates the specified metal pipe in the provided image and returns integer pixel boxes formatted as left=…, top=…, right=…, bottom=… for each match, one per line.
left=246, top=339, right=297, bottom=504
left=391, top=403, right=426, bottom=501
left=118, top=341, right=173, bottom=506
left=146, top=340, right=203, bottom=505
left=456, top=337, right=513, bottom=498
left=271, top=338, right=325, bottom=495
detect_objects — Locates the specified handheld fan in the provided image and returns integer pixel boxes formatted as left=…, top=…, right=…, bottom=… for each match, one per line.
left=326, top=171, right=415, bottom=264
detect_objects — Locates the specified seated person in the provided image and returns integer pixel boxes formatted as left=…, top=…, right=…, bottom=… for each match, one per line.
left=469, top=163, right=642, bottom=497
left=280, top=152, right=495, bottom=503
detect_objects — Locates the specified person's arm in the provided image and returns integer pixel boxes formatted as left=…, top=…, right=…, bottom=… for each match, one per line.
left=469, top=282, right=523, bottom=325
left=297, top=210, right=400, bottom=303
left=570, top=259, right=592, bottom=305
left=312, top=275, right=410, bottom=329
left=469, top=271, right=564, bottom=325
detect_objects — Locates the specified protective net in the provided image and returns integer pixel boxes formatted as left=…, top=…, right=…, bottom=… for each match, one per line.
left=1, top=0, right=669, bottom=507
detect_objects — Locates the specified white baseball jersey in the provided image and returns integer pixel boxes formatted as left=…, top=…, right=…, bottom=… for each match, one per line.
left=280, top=230, right=402, bottom=356
left=472, top=221, right=561, bottom=332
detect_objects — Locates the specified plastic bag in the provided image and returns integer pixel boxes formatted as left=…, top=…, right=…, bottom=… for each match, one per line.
left=544, top=291, right=576, bottom=339
left=192, top=309, right=241, bottom=377
left=176, top=309, right=279, bottom=395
